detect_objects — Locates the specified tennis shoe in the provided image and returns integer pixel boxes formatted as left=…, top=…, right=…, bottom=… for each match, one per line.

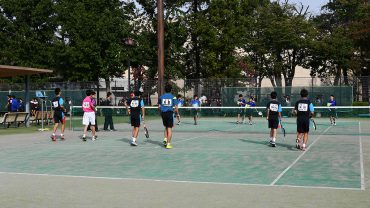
left=82, top=136, right=86, bottom=142
left=51, top=135, right=57, bottom=142
left=163, top=138, right=167, bottom=147
left=61, top=135, right=65, bottom=141
left=166, top=144, right=173, bottom=149
left=269, top=140, right=276, bottom=147
left=130, top=141, right=138, bottom=146
left=92, top=137, right=96, bottom=141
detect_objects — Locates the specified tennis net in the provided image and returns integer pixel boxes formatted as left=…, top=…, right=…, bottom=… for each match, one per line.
left=69, top=106, right=370, bottom=135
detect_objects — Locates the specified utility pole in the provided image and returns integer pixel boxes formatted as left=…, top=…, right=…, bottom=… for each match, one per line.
left=157, top=0, right=165, bottom=95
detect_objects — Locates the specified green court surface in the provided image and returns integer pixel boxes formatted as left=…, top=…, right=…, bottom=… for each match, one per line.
left=0, top=117, right=369, bottom=207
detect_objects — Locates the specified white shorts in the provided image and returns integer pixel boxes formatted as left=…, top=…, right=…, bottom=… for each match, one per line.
left=83, top=112, right=96, bottom=126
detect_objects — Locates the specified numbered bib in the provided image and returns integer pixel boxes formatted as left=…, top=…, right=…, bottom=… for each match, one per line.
left=298, top=103, right=308, bottom=111
left=52, top=101, right=59, bottom=108
left=82, top=102, right=90, bottom=108
left=130, top=100, right=139, bottom=107
left=269, top=104, right=278, bottom=112
left=162, top=99, right=172, bottom=106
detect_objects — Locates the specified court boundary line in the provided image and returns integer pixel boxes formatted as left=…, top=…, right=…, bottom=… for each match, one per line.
left=359, top=122, right=365, bottom=190
left=0, top=171, right=362, bottom=191
left=270, top=126, right=332, bottom=185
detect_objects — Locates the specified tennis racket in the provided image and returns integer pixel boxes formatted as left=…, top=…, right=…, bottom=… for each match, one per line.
left=251, top=107, right=263, bottom=117
left=143, top=121, right=149, bottom=138
left=311, top=118, right=317, bottom=130
left=279, top=118, right=286, bottom=139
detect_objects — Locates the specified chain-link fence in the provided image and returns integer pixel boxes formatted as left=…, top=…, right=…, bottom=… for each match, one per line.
left=0, top=76, right=369, bottom=111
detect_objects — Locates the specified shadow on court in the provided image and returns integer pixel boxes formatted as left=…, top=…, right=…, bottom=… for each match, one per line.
left=239, top=138, right=296, bottom=150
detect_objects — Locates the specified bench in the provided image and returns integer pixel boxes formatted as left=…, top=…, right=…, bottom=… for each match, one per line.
left=30, top=111, right=54, bottom=125
left=0, top=112, right=29, bottom=128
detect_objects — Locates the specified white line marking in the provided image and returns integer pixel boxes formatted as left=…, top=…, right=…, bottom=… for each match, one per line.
left=0, top=171, right=361, bottom=191
left=359, top=122, right=365, bottom=190
left=270, top=126, right=332, bottom=185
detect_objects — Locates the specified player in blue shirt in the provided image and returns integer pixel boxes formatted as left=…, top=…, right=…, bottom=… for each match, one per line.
left=158, top=84, right=178, bottom=149
left=266, top=91, right=282, bottom=147
left=51, top=88, right=66, bottom=141
left=327, top=95, right=337, bottom=126
left=10, top=95, right=19, bottom=112
left=175, top=94, right=184, bottom=125
left=190, top=95, right=201, bottom=125
left=236, top=94, right=246, bottom=124
left=245, top=96, right=256, bottom=125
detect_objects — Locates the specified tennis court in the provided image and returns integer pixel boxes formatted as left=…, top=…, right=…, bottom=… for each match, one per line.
left=0, top=106, right=369, bottom=207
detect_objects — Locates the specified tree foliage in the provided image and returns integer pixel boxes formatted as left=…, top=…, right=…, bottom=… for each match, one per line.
left=0, top=0, right=368, bottom=90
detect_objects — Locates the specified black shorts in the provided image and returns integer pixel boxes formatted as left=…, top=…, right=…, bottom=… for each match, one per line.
left=238, top=109, right=246, bottom=116
left=161, top=111, right=174, bottom=128
left=130, top=114, right=141, bottom=127
left=191, top=109, right=199, bottom=117
left=297, top=118, right=310, bottom=133
left=268, top=117, right=279, bottom=129
left=328, top=109, right=337, bottom=117
left=53, top=112, right=65, bottom=124
left=245, top=109, right=253, bottom=117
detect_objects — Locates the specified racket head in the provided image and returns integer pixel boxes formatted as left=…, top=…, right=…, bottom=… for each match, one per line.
left=311, top=119, right=317, bottom=130
left=144, top=125, right=149, bottom=138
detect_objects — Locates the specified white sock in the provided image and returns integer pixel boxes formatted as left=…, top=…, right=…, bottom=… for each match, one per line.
left=272, top=138, right=276, bottom=142
left=52, top=133, right=55, bottom=136
left=132, top=137, right=136, bottom=142
left=60, top=134, right=64, bottom=136
left=302, top=143, right=306, bottom=148
left=83, top=134, right=86, bottom=137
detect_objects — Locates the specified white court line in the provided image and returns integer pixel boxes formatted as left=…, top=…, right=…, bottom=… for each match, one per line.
left=270, top=126, right=332, bottom=185
left=359, top=122, right=365, bottom=190
left=0, top=171, right=361, bottom=191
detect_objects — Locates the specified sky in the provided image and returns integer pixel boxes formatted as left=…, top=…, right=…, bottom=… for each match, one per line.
left=287, top=0, right=330, bottom=15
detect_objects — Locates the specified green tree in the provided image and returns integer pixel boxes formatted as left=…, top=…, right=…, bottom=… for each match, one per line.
left=0, top=0, right=57, bottom=69
left=244, top=0, right=315, bottom=93
left=53, top=0, right=133, bottom=84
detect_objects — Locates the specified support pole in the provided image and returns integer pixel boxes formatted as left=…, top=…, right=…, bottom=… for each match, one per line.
left=157, top=0, right=165, bottom=95
left=25, top=75, right=30, bottom=127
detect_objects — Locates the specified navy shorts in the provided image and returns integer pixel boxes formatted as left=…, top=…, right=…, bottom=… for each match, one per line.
left=268, top=117, right=279, bottom=129
left=161, top=111, right=174, bottom=128
left=297, top=118, right=310, bottom=133
left=53, top=112, right=65, bottom=124
left=130, top=114, right=141, bottom=127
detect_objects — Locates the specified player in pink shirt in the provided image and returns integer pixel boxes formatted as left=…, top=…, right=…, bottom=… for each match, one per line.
left=82, top=90, right=97, bottom=141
